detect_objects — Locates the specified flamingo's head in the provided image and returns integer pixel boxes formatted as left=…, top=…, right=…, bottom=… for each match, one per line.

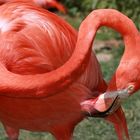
left=108, top=33, right=140, bottom=96
left=89, top=52, right=140, bottom=117
left=109, top=62, right=140, bottom=95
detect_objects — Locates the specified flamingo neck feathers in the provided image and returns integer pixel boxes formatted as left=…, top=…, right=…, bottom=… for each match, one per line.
left=70, top=9, right=139, bottom=78
left=70, top=9, right=139, bottom=91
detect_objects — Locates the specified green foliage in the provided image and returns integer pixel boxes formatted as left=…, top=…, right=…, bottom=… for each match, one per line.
left=95, top=0, right=140, bottom=29
left=61, top=0, right=93, bottom=16
left=62, top=0, right=140, bottom=29
left=100, top=45, right=124, bottom=81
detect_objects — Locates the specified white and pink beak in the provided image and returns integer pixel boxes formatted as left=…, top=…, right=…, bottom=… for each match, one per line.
left=81, top=87, right=132, bottom=117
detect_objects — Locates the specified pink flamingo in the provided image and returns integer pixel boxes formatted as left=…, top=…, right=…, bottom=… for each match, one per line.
left=0, top=1, right=134, bottom=140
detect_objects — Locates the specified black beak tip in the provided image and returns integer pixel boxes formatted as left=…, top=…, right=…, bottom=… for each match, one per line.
left=83, top=108, right=110, bottom=118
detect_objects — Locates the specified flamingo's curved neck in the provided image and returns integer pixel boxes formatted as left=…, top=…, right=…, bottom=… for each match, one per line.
left=69, top=9, right=139, bottom=92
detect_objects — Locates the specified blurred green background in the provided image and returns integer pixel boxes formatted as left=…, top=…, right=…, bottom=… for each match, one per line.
left=1, top=0, right=140, bottom=139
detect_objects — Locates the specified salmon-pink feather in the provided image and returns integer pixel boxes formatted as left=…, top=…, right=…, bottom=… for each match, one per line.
left=0, top=2, right=137, bottom=140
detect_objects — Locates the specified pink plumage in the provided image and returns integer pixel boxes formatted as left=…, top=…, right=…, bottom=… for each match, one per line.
left=0, top=1, right=138, bottom=140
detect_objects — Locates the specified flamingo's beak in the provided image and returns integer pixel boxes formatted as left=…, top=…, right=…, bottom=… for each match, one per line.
left=81, top=88, right=130, bottom=117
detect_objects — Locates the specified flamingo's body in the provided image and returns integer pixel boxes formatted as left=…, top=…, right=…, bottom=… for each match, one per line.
left=0, top=2, right=106, bottom=140
left=0, top=1, right=135, bottom=140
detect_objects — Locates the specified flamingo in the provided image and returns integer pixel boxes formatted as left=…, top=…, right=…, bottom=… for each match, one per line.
left=0, top=0, right=67, bottom=13
left=0, top=1, right=131, bottom=140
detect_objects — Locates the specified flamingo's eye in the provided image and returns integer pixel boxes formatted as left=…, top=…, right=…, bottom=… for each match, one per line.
left=127, top=85, right=134, bottom=93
